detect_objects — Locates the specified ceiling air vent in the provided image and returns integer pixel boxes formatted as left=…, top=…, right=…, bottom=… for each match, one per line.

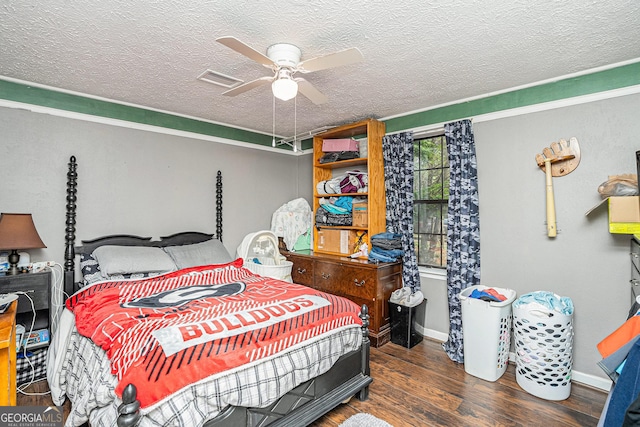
left=197, top=70, right=243, bottom=88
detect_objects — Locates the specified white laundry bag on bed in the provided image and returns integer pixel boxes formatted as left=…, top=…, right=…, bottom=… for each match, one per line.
left=236, top=230, right=293, bottom=282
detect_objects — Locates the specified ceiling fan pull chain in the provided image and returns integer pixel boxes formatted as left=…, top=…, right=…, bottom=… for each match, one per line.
left=293, top=96, right=297, bottom=152
left=272, top=95, right=276, bottom=147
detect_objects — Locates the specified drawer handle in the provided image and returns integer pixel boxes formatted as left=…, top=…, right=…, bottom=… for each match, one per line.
left=297, top=268, right=307, bottom=274
left=354, top=279, right=366, bottom=287
left=321, top=273, right=331, bottom=280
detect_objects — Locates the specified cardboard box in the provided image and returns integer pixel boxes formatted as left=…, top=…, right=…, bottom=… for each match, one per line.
left=586, top=196, right=640, bottom=234
left=316, top=229, right=358, bottom=254
left=609, top=196, right=640, bottom=234
left=352, top=202, right=368, bottom=227
left=322, top=138, right=359, bottom=152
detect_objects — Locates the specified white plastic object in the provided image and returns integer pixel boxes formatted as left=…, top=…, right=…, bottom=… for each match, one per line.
left=236, top=230, right=293, bottom=282
left=513, top=303, right=573, bottom=400
left=459, top=285, right=517, bottom=382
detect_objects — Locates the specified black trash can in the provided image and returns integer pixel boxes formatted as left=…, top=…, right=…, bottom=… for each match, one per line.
left=389, top=300, right=425, bottom=348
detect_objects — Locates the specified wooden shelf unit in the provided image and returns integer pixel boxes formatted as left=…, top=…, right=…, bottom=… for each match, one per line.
left=312, top=118, right=386, bottom=257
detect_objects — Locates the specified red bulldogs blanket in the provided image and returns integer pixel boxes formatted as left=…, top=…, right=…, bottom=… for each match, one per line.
left=67, top=259, right=363, bottom=408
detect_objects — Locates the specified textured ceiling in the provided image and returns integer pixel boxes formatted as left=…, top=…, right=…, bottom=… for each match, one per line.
left=2, top=0, right=640, bottom=138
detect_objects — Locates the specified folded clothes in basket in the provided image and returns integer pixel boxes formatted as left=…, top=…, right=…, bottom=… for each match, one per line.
left=513, top=291, right=574, bottom=315
left=469, top=288, right=507, bottom=302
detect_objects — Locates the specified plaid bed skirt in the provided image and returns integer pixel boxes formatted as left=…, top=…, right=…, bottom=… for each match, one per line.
left=17, top=347, right=48, bottom=386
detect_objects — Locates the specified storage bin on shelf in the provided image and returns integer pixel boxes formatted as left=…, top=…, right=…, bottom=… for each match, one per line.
left=459, top=285, right=517, bottom=382
left=513, top=291, right=574, bottom=401
left=236, top=231, right=293, bottom=282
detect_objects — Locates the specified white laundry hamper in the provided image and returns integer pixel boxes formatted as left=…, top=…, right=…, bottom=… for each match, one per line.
left=236, top=230, right=293, bottom=282
left=513, top=298, right=574, bottom=401
left=459, top=285, right=517, bottom=382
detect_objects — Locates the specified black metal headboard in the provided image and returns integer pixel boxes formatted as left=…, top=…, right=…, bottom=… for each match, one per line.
left=63, top=156, right=223, bottom=297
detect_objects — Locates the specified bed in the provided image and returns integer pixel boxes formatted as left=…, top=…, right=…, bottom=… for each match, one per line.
left=49, top=156, right=372, bottom=427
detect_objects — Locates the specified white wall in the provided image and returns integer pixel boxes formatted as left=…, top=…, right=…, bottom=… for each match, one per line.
left=0, top=107, right=305, bottom=268
left=415, top=92, right=640, bottom=384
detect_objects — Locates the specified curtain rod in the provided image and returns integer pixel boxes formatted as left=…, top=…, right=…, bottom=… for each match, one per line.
left=386, top=123, right=447, bottom=138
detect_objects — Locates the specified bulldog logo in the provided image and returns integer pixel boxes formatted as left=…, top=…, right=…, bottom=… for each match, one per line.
left=122, top=282, right=246, bottom=309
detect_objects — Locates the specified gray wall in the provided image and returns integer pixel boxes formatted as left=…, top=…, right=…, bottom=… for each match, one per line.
left=0, top=107, right=305, bottom=266
left=2, top=91, right=639, bottom=384
left=417, top=92, right=640, bottom=381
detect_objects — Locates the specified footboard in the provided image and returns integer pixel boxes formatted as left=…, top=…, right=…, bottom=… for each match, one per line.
left=116, top=305, right=372, bottom=427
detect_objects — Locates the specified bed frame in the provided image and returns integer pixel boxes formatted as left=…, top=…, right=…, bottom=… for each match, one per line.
left=62, top=156, right=372, bottom=427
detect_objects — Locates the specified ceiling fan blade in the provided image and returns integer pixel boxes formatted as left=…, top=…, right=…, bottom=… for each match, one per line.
left=298, top=47, right=364, bottom=73
left=222, top=76, right=272, bottom=96
left=296, top=78, right=328, bottom=105
left=216, top=36, right=275, bottom=67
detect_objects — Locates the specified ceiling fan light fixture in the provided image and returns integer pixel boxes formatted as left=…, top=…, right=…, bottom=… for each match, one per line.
left=217, top=37, right=364, bottom=104
left=272, top=76, right=298, bottom=101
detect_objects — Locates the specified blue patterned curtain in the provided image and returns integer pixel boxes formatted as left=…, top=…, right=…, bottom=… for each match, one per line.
left=382, top=132, right=421, bottom=292
left=441, top=119, right=481, bottom=363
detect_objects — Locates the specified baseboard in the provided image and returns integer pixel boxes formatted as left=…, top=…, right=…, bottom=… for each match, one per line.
left=417, top=327, right=612, bottom=392
left=416, top=326, right=448, bottom=343
left=572, top=371, right=612, bottom=392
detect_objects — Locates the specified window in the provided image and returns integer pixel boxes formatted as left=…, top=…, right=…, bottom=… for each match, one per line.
left=413, top=134, right=449, bottom=268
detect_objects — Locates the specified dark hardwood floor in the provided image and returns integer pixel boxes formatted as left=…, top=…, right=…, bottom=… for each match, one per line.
left=313, top=338, right=607, bottom=427
left=19, top=338, right=607, bottom=426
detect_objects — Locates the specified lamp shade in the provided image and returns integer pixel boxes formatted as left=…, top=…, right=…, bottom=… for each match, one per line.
left=272, top=76, right=298, bottom=101
left=0, top=213, right=46, bottom=250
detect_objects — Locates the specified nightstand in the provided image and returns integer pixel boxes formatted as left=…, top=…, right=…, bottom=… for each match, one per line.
left=0, top=300, right=17, bottom=405
left=0, top=270, right=52, bottom=332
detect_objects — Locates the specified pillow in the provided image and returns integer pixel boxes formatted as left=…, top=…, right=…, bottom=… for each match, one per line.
left=92, top=245, right=177, bottom=277
left=163, top=238, right=232, bottom=269
left=79, top=253, right=103, bottom=286
left=79, top=252, right=165, bottom=287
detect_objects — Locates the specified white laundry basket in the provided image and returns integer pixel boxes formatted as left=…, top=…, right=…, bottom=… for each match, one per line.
left=459, top=285, right=517, bottom=382
left=513, top=300, right=574, bottom=401
left=236, top=230, right=293, bottom=282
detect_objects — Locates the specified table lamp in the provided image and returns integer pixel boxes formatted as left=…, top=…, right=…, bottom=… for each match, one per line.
left=0, top=213, right=46, bottom=275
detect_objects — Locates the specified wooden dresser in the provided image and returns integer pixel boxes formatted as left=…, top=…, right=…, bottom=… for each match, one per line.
left=0, top=300, right=17, bottom=406
left=282, top=251, right=401, bottom=347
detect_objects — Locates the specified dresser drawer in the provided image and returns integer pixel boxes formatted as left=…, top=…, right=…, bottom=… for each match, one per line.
left=632, top=238, right=640, bottom=275
left=314, top=261, right=377, bottom=300
left=633, top=277, right=640, bottom=304
left=286, top=255, right=314, bottom=286
left=0, top=270, right=50, bottom=314
left=633, top=261, right=640, bottom=304
left=0, top=270, right=51, bottom=332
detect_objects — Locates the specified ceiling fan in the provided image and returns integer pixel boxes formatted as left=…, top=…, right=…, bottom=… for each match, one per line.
left=216, top=36, right=364, bottom=104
